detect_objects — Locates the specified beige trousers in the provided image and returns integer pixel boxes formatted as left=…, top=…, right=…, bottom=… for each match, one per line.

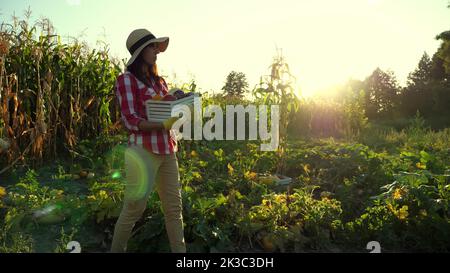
left=111, top=145, right=186, bottom=253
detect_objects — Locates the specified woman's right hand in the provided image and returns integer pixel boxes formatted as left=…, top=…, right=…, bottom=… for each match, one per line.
left=162, top=117, right=179, bottom=130
left=137, top=120, right=165, bottom=132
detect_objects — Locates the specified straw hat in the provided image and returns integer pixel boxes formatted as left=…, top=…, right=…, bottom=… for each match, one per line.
left=126, top=28, right=169, bottom=67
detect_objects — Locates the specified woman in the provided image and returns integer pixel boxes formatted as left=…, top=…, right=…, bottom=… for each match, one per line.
left=111, top=28, right=185, bottom=253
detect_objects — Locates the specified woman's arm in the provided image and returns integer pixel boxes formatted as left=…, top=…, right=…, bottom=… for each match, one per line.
left=116, top=74, right=146, bottom=132
left=116, top=73, right=167, bottom=133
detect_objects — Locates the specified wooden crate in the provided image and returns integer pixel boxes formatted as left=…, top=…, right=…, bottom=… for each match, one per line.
left=145, top=95, right=195, bottom=122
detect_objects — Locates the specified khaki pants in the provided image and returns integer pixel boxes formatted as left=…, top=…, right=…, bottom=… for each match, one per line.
left=111, top=146, right=186, bottom=253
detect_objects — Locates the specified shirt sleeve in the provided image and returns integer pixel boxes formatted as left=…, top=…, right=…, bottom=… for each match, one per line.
left=115, top=73, right=146, bottom=132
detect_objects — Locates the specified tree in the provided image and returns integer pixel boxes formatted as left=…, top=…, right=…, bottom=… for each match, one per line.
left=363, top=68, right=400, bottom=119
left=430, top=52, right=448, bottom=81
left=401, top=52, right=434, bottom=117
left=407, top=52, right=432, bottom=86
left=401, top=39, right=450, bottom=123
left=221, top=71, right=249, bottom=98
left=435, top=31, right=450, bottom=75
left=430, top=31, right=450, bottom=120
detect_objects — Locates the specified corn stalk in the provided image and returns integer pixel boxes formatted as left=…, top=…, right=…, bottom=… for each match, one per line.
left=253, top=49, right=299, bottom=174
left=0, top=14, right=122, bottom=171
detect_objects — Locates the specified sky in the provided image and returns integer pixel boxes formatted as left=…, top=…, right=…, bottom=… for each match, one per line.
left=0, top=0, right=449, bottom=97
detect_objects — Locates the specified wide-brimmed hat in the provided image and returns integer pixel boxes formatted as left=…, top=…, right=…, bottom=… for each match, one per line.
left=126, top=28, right=169, bottom=67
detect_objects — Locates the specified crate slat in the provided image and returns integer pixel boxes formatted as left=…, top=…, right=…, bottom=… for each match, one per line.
left=145, top=95, right=197, bottom=121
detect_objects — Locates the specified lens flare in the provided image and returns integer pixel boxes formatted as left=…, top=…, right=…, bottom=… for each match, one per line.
left=104, top=143, right=127, bottom=170
left=124, top=148, right=150, bottom=200
left=111, top=171, right=121, bottom=179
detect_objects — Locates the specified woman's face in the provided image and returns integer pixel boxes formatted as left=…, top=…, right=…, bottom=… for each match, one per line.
left=141, top=43, right=160, bottom=65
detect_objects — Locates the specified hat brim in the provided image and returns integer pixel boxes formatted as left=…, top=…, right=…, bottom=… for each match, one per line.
left=126, top=37, right=169, bottom=67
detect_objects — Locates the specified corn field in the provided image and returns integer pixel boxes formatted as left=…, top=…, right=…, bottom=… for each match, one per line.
left=0, top=16, right=122, bottom=172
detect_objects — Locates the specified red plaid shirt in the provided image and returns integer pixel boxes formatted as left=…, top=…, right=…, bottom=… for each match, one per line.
left=115, top=71, right=178, bottom=155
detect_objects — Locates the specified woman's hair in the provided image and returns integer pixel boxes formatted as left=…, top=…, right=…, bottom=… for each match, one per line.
left=126, top=49, right=164, bottom=89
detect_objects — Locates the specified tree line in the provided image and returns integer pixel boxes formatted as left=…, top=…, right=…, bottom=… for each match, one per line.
left=221, top=29, right=450, bottom=131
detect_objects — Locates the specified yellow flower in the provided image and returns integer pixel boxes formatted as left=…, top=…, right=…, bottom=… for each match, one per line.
left=0, top=186, right=7, bottom=198
left=190, top=150, right=198, bottom=158
left=227, top=163, right=234, bottom=176
left=98, top=190, right=108, bottom=199
left=87, top=195, right=96, bottom=201
left=244, top=171, right=257, bottom=180
left=192, top=172, right=203, bottom=181
left=396, top=205, right=409, bottom=221
left=387, top=203, right=395, bottom=213
left=303, top=164, right=311, bottom=174
left=387, top=203, right=408, bottom=220
left=393, top=188, right=402, bottom=200
left=262, top=199, right=271, bottom=207
left=416, top=162, right=426, bottom=170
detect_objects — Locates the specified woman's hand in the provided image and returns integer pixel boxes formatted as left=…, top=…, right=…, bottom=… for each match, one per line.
left=162, top=117, right=179, bottom=130
left=137, top=118, right=179, bottom=132
left=137, top=120, right=165, bottom=132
